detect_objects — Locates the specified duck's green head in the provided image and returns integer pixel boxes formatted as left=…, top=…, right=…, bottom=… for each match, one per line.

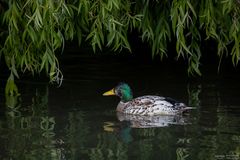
left=103, top=82, right=133, bottom=102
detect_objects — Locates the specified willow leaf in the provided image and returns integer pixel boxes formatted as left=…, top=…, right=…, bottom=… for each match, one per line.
left=187, top=1, right=197, bottom=18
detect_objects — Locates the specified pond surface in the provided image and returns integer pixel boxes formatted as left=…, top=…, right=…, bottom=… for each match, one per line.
left=0, top=54, right=240, bottom=160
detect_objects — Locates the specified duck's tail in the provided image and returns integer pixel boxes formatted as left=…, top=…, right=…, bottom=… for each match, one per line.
left=175, top=103, right=195, bottom=114
left=181, top=105, right=195, bottom=114
left=177, top=103, right=194, bottom=110
left=184, top=106, right=195, bottom=110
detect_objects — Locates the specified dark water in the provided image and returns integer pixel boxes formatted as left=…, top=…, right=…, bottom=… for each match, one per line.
left=0, top=54, right=240, bottom=160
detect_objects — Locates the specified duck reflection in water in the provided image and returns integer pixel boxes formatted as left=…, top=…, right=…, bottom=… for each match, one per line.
left=104, top=113, right=191, bottom=143
left=116, top=112, right=189, bottom=128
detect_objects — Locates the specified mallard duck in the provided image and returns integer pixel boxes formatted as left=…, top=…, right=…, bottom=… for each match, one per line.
left=103, top=82, right=192, bottom=116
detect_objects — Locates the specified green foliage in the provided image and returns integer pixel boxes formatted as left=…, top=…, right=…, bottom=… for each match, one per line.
left=1, top=0, right=67, bottom=83
left=1, top=0, right=240, bottom=82
left=5, top=72, right=19, bottom=96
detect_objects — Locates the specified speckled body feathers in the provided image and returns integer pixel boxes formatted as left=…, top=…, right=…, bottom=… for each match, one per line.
left=116, top=95, right=188, bottom=115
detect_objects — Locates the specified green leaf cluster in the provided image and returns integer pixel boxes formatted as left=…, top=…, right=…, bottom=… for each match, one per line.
left=1, top=0, right=240, bottom=83
left=1, top=0, right=69, bottom=83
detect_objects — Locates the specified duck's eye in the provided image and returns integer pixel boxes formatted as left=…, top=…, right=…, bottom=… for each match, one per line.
left=116, top=90, right=122, bottom=97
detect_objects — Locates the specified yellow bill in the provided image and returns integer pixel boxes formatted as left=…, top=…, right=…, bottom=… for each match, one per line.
left=103, top=89, right=115, bottom=96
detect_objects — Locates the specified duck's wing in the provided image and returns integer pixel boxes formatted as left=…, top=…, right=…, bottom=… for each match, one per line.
left=130, top=96, right=184, bottom=108
left=124, top=96, right=187, bottom=115
left=161, top=97, right=187, bottom=109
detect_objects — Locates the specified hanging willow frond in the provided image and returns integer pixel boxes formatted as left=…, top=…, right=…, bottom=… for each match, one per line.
left=1, top=0, right=240, bottom=86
